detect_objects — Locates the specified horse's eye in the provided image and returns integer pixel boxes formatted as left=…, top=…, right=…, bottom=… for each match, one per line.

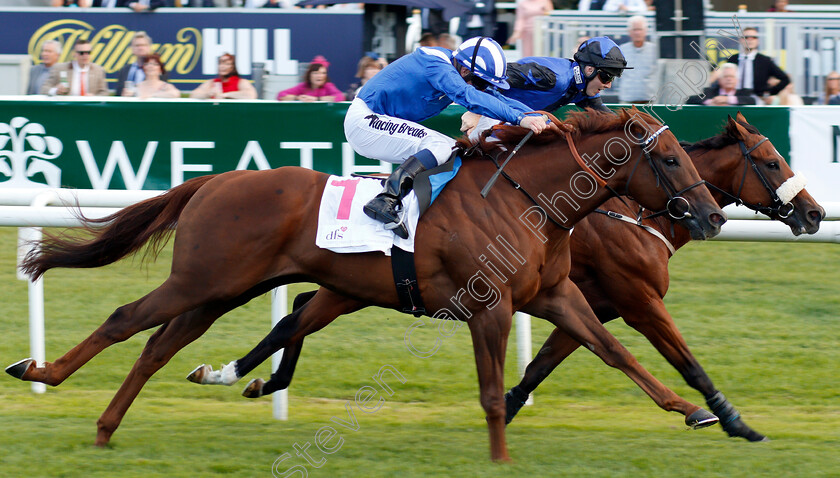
left=664, top=157, right=679, bottom=167
left=766, top=162, right=780, bottom=170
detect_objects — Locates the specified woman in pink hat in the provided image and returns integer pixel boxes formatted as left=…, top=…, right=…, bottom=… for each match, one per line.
left=277, top=56, right=346, bottom=102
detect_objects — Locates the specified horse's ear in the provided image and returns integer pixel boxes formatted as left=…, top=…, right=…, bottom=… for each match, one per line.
left=728, top=114, right=752, bottom=140
left=735, top=111, right=748, bottom=123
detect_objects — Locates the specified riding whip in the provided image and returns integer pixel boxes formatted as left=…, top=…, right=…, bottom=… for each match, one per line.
left=480, top=115, right=548, bottom=198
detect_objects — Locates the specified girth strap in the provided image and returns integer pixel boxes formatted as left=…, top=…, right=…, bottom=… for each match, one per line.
left=390, top=246, right=426, bottom=317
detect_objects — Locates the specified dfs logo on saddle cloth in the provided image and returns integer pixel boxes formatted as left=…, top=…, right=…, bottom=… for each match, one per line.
left=0, top=117, right=63, bottom=188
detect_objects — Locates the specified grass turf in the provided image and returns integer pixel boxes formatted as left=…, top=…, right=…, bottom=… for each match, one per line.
left=0, top=227, right=837, bottom=477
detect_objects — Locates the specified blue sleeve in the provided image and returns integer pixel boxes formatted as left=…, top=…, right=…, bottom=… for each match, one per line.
left=425, top=59, right=530, bottom=125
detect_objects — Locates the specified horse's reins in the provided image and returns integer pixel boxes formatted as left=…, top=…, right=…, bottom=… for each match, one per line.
left=481, top=120, right=701, bottom=231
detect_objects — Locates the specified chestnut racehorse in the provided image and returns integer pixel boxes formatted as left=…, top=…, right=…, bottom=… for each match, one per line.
left=502, top=112, right=824, bottom=441
left=195, top=113, right=823, bottom=444
left=8, top=109, right=726, bottom=461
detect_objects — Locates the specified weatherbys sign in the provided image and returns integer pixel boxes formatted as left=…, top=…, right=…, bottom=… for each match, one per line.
left=0, top=8, right=363, bottom=90
left=0, top=100, right=796, bottom=192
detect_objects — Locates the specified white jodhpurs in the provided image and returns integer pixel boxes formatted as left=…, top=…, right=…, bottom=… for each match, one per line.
left=344, top=97, right=456, bottom=166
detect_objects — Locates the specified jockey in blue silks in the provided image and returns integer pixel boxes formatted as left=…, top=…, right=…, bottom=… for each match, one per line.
left=465, top=37, right=633, bottom=139
left=344, top=37, right=548, bottom=239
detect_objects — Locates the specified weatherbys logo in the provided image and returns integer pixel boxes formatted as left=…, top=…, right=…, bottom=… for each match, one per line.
left=28, top=20, right=201, bottom=75
left=0, top=117, right=63, bottom=188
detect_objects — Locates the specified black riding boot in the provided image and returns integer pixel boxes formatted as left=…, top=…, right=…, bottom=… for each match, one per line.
left=363, top=155, right=429, bottom=239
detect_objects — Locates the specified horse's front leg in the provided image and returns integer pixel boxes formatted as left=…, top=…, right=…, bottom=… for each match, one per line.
left=622, top=301, right=767, bottom=441
left=467, top=308, right=513, bottom=462
left=525, top=279, right=718, bottom=429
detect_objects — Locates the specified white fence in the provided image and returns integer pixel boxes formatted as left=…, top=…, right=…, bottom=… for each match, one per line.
left=2, top=189, right=837, bottom=415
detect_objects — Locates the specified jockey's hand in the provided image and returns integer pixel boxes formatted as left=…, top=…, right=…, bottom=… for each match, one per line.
left=461, top=111, right=481, bottom=134
left=520, top=115, right=548, bottom=134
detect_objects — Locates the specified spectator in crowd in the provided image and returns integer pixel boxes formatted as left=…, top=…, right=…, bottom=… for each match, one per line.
left=123, top=54, right=180, bottom=99
left=818, top=72, right=840, bottom=105
left=419, top=32, right=438, bottom=48
left=617, top=15, right=657, bottom=103
left=41, top=39, right=109, bottom=96
left=507, top=0, right=553, bottom=57
left=125, top=0, right=165, bottom=11
left=457, top=0, right=497, bottom=40
left=114, top=32, right=168, bottom=96
left=344, top=54, right=385, bottom=101
left=437, top=33, right=457, bottom=51
left=686, top=63, right=760, bottom=105
left=27, top=40, right=61, bottom=95
left=603, top=0, right=648, bottom=13
left=767, top=0, right=789, bottom=12
left=578, top=0, right=606, bottom=10
left=53, top=0, right=92, bottom=6
left=277, top=56, right=345, bottom=102
left=190, top=53, right=257, bottom=99
left=763, top=78, right=803, bottom=106
left=726, top=27, right=790, bottom=99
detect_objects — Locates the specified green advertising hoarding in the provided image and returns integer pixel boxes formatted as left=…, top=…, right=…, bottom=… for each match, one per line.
left=0, top=99, right=790, bottom=191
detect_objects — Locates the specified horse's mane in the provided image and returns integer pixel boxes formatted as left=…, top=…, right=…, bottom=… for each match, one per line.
left=681, top=119, right=760, bottom=152
left=456, top=108, right=662, bottom=156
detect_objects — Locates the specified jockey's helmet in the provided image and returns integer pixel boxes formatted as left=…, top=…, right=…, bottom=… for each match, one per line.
left=452, top=37, right=510, bottom=90
left=574, top=37, right=634, bottom=81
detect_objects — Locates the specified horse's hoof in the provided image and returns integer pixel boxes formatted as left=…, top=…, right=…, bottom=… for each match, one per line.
left=723, top=418, right=769, bottom=442
left=686, top=408, right=719, bottom=429
left=5, top=358, right=35, bottom=380
left=242, top=378, right=265, bottom=399
left=186, top=364, right=211, bottom=384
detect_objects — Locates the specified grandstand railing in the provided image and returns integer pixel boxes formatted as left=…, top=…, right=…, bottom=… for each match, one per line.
left=536, top=10, right=840, bottom=98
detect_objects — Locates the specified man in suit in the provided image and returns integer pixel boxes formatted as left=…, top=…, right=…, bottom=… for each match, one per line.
left=687, top=62, right=760, bottom=105
left=27, top=40, right=61, bottom=95
left=114, top=31, right=167, bottom=96
left=41, top=39, right=110, bottom=97
left=727, top=27, right=790, bottom=98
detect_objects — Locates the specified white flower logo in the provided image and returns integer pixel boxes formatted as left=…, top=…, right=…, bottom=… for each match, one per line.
left=0, top=117, right=63, bottom=188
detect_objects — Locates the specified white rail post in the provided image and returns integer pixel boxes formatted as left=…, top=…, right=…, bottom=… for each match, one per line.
left=16, top=190, right=60, bottom=394
left=270, top=286, right=289, bottom=420
left=514, top=312, right=534, bottom=406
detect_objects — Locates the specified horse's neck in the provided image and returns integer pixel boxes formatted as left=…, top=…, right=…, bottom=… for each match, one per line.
left=497, top=138, right=625, bottom=233
left=689, top=146, right=741, bottom=209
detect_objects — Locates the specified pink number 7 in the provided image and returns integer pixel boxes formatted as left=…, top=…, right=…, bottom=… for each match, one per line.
left=330, top=178, right=360, bottom=220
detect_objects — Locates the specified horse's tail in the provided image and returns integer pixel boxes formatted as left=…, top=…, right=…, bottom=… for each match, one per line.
left=20, top=174, right=218, bottom=280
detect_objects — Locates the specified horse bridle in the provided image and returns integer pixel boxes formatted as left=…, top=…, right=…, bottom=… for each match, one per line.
left=701, top=137, right=795, bottom=218
left=479, top=121, right=706, bottom=229
left=624, top=125, right=708, bottom=221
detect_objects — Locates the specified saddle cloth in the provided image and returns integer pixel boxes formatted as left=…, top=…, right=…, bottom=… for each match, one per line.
left=315, top=157, right=462, bottom=255
left=316, top=176, right=420, bottom=255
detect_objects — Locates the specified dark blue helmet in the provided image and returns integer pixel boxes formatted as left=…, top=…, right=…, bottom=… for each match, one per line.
left=574, top=36, right=633, bottom=77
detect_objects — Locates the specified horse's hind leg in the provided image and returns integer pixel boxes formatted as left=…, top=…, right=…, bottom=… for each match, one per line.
left=622, top=303, right=767, bottom=441
left=525, top=279, right=718, bottom=428
left=8, top=277, right=205, bottom=387
left=96, top=308, right=217, bottom=446
left=189, top=288, right=365, bottom=396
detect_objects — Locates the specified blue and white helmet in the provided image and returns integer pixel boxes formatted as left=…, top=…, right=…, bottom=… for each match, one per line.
left=452, top=37, right=510, bottom=90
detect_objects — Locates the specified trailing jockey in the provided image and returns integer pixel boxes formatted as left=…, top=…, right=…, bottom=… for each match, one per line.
left=465, top=36, right=633, bottom=139
left=344, top=36, right=548, bottom=239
